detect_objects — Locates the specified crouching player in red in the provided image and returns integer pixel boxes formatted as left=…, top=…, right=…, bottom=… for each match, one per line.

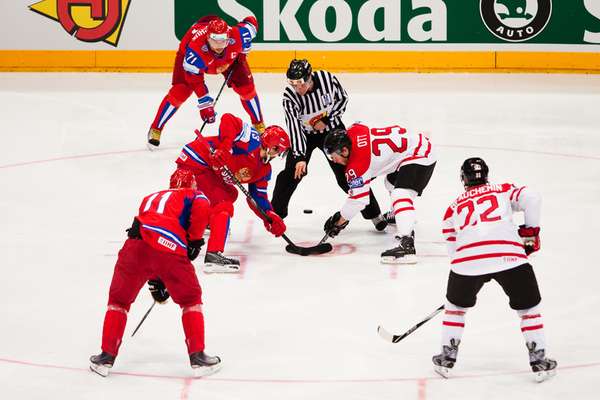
left=148, top=15, right=263, bottom=150
left=175, top=113, right=289, bottom=273
left=89, top=170, right=221, bottom=378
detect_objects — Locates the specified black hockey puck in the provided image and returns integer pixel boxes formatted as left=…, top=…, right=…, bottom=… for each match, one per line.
left=303, top=209, right=313, bottom=214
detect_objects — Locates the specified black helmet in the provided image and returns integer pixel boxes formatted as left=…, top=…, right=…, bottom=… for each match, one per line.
left=460, top=157, right=489, bottom=187
left=286, top=59, right=312, bottom=82
left=323, top=128, right=351, bottom=159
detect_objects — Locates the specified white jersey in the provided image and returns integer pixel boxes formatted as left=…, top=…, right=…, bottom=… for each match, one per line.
left=442, top=183, right=541, bottom=276
left=340, top=123, right=437, bottom=220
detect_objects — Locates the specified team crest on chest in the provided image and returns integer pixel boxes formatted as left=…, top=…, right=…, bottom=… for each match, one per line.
left=235, top=167, right=252, bottom=183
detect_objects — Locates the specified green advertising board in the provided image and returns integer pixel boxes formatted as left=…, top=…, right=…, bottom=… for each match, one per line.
left=174, top=0, right=600, bottom=45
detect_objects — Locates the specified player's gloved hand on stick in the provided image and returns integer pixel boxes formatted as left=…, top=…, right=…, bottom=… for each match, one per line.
left=518, top=225, right=540, bottom=255
left=187, top=238, right=205, bottom=261
left=263, top=210, right=286, bottom=237
left=198, top=95, right=216, bottom=124
left=209, top=148, right=231, bottom=170
left=324, top=211, right=349, bottom=238
left=148, top=279, right=170, bottom=303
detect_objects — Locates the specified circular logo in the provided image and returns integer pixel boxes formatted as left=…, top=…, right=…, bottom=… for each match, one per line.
left=480, top=0, right=552, bottom=42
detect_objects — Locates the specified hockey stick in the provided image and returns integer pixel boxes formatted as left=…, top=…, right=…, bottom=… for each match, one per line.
left=131, top=300, right=156, bottom=337
left=377, top=305, right=444, bottom=343
left=194, top=130, right=333, bottom=256
left=196, top=61, right=237, bottom=136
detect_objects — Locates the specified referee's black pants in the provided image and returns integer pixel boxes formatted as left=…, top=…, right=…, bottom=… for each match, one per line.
left=272, top=132, right=382, bottom=219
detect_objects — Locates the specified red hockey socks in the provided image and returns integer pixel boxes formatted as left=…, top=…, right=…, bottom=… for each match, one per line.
left=101, top=306, right=128, bottom=356
left=207, top=210, right=230, bottom=253
left=182, top=305, right=205, bottom=354
left=150, top=84, right=192, bottom=131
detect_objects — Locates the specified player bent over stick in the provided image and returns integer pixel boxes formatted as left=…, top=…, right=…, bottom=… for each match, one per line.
left=90, top=170, right=221, bottom=378
left=322, top=123, right=437, bottom=264
left=433, top=158, right=556, bottom=382
left=173, top=113, right=289, bottom=272
left=147, top=15, right=264, bottom=150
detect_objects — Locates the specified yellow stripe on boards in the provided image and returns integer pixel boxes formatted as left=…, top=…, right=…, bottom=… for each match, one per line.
left=0, top=50, right=599, bottom=73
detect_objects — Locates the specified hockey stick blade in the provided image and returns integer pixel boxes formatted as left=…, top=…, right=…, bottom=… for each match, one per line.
left=285, top=242, right=333, bottom=256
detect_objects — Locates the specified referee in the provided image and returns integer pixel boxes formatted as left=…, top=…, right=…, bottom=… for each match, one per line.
left=271, top=59, right=386, bottom=231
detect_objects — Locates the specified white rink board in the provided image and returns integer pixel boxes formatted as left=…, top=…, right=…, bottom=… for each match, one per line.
left=0, top=72, right=599, bottom=399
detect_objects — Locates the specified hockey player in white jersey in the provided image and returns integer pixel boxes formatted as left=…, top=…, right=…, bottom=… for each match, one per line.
left=322, top=123, right=437, bottom=263
left=433, top=157, right=556, bottom=382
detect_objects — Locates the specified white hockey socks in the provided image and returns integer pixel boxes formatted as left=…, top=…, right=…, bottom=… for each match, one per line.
left=390, top=188, right=417, bottom=237
left=517, top=305, right=546, bottom=350
left=440, top=302, right=467, bottom=350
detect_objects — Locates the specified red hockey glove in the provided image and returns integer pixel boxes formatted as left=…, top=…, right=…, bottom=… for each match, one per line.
left=198, top=95, right=215, bottom=124
left=518, top=225, right=540, bottom=255
left=264, top=210, right=286, bottom=237
left=209, top=148, right=231, bottom=170
left=243, top=16, right=258, bottom=31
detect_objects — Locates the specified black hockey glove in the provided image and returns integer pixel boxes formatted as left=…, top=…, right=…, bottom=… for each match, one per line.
left=148, top=279, right=170, bottom=303
left=187, top=238, right=205, bottom=261
left=324, top=211, right=349, bottom=238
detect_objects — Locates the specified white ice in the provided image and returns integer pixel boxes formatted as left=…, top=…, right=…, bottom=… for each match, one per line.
left=1, top=71, right=599, bottom=400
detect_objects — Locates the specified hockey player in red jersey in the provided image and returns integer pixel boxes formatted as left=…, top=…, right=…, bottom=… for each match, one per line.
left=147, top=15, right=264, bottom=150
left=321, top=123, right=437, bottom=263
left=433, top=157, right=556, bottom=382
left=89, top=169, right=221, bottom=378
left=174, top=113, right=289, bottom=272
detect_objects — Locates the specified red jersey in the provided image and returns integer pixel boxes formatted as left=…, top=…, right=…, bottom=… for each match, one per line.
left=176, top=115, right=273, bottom=211
left=137, top=188, right=210, bottom=257
left=180, top=17, right=257, bottom=96
left=442, top=183, right=542, bottom=276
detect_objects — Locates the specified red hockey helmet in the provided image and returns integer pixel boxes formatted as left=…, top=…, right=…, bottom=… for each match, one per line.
left=169, top=169, right=197, bottom=189
left=207, top=18, right=229, bottom=41
left=261, top=125, right=290, bottom=155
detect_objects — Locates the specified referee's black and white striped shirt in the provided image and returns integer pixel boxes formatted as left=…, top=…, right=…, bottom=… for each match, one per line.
left=282, top=70, right=349, bottom=160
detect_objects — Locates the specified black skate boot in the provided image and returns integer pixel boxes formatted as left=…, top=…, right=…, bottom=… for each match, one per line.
left=189, top=351, right=222, bottom=377
left=371, top=214, right=388, bottom=232
left=89, top=351, right=116, bottom=377
left=527, top=342, right=557, bottom=382
left=384, top=210, right=396, bottom=225
left=432, top=338, right=460, bottom=378
left=204, top=251, right=240, bottom=273
left=147, top=128, right=161, bottom=151
left=381, top=233, right=416, bottom=264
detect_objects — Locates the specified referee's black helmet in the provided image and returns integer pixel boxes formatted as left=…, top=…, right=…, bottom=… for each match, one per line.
left=286, top=59, right=312, bottom=82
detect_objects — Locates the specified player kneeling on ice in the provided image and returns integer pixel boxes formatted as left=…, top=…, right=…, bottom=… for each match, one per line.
left=433, top=157, right=556, bottom=382
left=322, top=123, right=436, bottom=264
left=90, top=169, right=221, bottom=378
left=174, top=113, right=290, bottom=273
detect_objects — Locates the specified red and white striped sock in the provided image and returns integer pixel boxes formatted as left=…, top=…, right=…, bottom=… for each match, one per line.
left=517, top=305, right=546, bottom=349
left=441, top=302, right=467, bottom=350
left=390, top=188, right=417, bottom=236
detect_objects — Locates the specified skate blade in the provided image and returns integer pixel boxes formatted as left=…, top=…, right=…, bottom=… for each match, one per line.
left=203, top=265, right=240, bottom=274
left=380, top=255, right=418, bottom=264
left=534, top=369, right=556, bottom=383
left=89, top=363, right=111, bottom=377
left=434, top=365, right=451, bottom=379
left=192, top=363, right=222, bottom=378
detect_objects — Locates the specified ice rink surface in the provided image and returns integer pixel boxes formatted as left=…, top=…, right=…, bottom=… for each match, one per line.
left=1, top=71, right=599, bottom=399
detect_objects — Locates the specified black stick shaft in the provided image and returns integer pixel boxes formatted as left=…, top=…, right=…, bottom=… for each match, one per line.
left=197, top=62, right=237, bottom=136
left=393, top=305, right=444, bottom=342
left=131, top=301, right=156, bottom=337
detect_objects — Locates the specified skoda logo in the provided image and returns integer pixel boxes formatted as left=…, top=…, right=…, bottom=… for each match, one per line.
left=480, top=0, right=552, bottom=42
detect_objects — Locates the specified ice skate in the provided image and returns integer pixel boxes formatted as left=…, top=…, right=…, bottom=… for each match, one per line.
left=381, top=234, right=417, bottom=264
left=190, top=351, right=222, bottom=377
left=203, top=251, right=240, bottom=273
left=89, top=351, right=116, bottom=377
left=527, top=342, right=557, bottom=382
left=371, top=214, right=388, bottom=231
left=147, top=128, right=162, bottom=151
left=432, top=339, right=460, bottom=378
